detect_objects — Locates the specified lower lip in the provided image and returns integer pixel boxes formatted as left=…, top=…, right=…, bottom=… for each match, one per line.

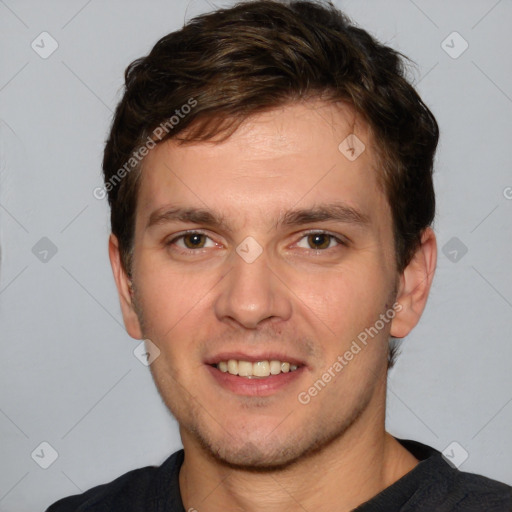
left=205, top=365, right=305, bottom=396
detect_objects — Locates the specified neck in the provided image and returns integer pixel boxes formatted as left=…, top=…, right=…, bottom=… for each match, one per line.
left=179, top=386, right=418, bottom=512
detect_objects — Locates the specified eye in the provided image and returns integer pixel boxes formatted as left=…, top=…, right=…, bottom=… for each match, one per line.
left=296, top=232, right=345, bottom=251
left=167, top=231, right=217, bottom=251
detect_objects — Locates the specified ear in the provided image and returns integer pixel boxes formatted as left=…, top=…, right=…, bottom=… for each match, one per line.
left=108, top=233, right=143, bottom=340
left=390, top=227, right=437, bottom=338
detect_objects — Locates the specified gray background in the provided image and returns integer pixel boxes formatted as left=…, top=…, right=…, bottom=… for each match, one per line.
left=1, top=0, right=511, bottom=510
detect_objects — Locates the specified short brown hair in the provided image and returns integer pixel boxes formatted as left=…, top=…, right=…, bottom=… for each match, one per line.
left=103, top=0, right=438, bottom=291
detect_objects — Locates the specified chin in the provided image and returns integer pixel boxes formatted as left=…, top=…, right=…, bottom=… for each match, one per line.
left=190, top=418, right=347, bottom=472
left=204, top=436, right=309, bottom=471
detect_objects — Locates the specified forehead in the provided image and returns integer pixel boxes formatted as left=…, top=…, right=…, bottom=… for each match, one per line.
left=135, top=99, right=389, bottom=231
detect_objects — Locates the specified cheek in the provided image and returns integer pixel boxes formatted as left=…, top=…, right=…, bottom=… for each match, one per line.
left=290, top=261, right=390, bottom=337
left=133, top=271, right=190, bottom=346
left=134, top=264, right=219, bottom=365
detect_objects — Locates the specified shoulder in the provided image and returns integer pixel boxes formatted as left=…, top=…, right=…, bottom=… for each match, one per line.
left=440, top=468, right=512, bottom=511
left=45, top=450, right=184, bottom=512
left=398, top=439, right=512, bottom=512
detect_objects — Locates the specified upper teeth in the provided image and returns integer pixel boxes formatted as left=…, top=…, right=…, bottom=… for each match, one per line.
left=216, top=360, right=299, bottom=378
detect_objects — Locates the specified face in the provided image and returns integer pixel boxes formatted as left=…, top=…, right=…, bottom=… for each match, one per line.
left=118, top=100, right=406, bottom=469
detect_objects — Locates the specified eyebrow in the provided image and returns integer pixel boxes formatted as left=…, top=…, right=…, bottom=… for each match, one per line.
left=277, top=203, right=370, bottom=228
left=147, top=206, right=231, bottom=231
left=146, top=202, right=371, bottom=231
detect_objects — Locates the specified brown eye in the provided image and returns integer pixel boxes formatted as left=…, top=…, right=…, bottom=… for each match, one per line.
left=182, top=233, right=207, bottom=249
left=166, top=232, right=216, bottom=252
left=295, top=232, right=345, bottom=252
left=307, top=233, right=332, bottom=250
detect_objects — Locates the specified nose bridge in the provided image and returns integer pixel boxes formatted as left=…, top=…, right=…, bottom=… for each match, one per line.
left=214, top=242, right=291, bottom=328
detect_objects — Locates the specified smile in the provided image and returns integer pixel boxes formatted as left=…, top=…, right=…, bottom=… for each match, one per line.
left=215, top=360, right=300, bottom=378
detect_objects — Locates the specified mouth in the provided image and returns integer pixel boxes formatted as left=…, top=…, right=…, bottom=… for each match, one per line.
left=212, top=359, right=301, bottom=378
left=204, top=354, right=306, bottom=396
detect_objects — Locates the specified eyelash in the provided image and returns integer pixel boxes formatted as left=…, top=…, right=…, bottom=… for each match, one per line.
left=165, top=230, right=348, bottom=255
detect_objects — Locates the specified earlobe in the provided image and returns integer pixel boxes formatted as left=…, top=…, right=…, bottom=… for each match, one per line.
left=390, top=227, right=437, bottom=339
left=108, top=234, right=143, bottom=340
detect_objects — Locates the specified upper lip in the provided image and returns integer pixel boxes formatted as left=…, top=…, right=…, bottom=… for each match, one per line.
left=204, top=351, right=306, bottom=366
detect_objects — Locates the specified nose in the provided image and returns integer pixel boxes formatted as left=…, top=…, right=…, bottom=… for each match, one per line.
left=213, top=246, right=293, bottom=329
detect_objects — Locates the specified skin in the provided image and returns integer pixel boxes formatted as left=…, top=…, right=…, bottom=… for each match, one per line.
left=109, top=98, right=437, bottom=511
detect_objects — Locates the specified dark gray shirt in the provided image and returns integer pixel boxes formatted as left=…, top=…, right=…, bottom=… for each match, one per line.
left=46, top=438, right=512, bottom=511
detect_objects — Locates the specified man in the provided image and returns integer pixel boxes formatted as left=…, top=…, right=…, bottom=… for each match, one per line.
left=47, top=1, right=512, bottom=510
